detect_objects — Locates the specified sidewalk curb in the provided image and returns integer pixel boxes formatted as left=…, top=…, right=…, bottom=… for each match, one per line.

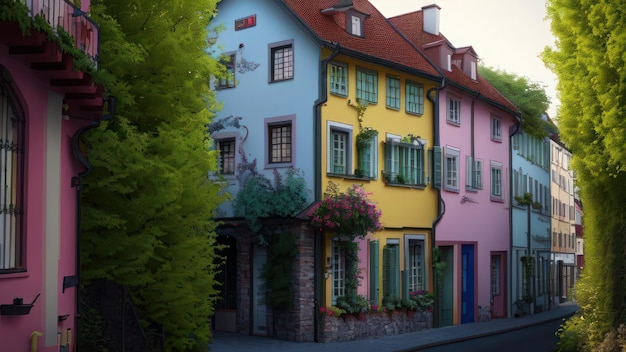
left=397, top=309, right=579, bottom=352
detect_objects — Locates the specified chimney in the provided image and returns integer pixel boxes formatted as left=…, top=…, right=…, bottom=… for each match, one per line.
left=422, top=4, right=441, bottom=36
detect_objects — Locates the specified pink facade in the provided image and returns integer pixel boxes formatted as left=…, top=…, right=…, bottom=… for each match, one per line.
left=0, top=1, right=105, bottom=350
left=435, top=85, right=515, bottom=322
left=390, top=6, right=519, bottom=324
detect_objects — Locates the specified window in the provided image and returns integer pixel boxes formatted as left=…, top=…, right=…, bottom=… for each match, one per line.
left=384, top=138, right=425, bottom=185
left=331, top=241, right=345, bottom=304
left=351, top=15, right=361, bottom=36
left=329, top=62, right=347, bottom=96
left=490, top=161, right=503, bottom=200
left=216, top=53, right=236, bottom=89
left=217, top=138, right=236, bottom=175
left=491, top=116, right=502, bottom=141
left=327, top=122, right=353, bottom=175
left=447, top=96, right=460, bottom=125
left=356, top=131, right=377, bottom=178
left=383, top=242, right=400, bottom=300
left=346, top=11, right=366, bottom=37
left=405, top=81, right=424, bottom=115
left=356, top=68, right=377, bottom=104
left=465, top=156, right=483, bottom=190
left=491, top=256, right=500, bottom=295
left=0, top=73, right=25, bottom=271
left=269, top=41, right=293, bottom=82
left=444, top=146, right=460, bottom=192
left=269, top=123, right=292, bottom=164
left=407, top=239, right=425, bottom=292
left=386, top=76, right=400, bottom=109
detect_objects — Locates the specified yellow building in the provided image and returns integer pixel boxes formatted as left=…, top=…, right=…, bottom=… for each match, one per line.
left=317, top=48, right=440, bottom=308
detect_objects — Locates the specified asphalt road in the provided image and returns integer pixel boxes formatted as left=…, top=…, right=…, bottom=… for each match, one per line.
left=418, top=318, right=563, bottom=352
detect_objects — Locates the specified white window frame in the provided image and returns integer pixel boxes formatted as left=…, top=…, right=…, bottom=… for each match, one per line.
left=268, top=40, right=294, bottom=82
left=491, top=116, right=502, bottom=142
left=405, top=81, right=424, bottom=115
left=405, top=234, right=426, bottom=293
left=444, top=146, right=460, bottom=192
left=329, top=62, right=348, bottom=97
left=447, top=96, right=460, bottom=125
left=465, top=156, right=483, bottom=190
left=351, top=16, right=361, bottom=36
left=386, top=76, right=400, bottom=110
left=356, top=67, right=378, bottom=105
left=490, top=160, right=504, bottom=201
left=331, top=241, right=345, bottom=304
left=385, top=135, right=426, bottom=186
left=357, top=133, right=378, bottom=179
left=327, top=122, right=353, bottom=175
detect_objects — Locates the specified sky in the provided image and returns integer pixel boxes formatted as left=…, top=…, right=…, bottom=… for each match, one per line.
left=369, top=0, right=559, bottom=118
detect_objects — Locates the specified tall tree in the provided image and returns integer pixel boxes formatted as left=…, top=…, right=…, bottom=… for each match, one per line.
left=79, top=0, right=224, bottom=350
left=479, top=66, right=553, bottom=137
left=543, top=0, right=626, bottom=349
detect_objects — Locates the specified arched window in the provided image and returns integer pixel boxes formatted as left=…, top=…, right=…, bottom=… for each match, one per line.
left=0, top=65, right=25, bottom=271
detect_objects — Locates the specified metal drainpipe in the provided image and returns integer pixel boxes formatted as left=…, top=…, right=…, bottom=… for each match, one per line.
left=312, top=43, right=340, bottom=342
left=426, top=83, right=445, bottom=328
left=508, top=118, right=521, bottom=318
left=70, top=97, right=116, bottom=350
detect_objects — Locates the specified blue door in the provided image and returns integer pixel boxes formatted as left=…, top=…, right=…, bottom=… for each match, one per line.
left=461, top=244, right=475, bottom=323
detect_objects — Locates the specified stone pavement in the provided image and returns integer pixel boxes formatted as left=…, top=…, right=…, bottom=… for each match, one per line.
left=208, top=302, right=578, bottom=352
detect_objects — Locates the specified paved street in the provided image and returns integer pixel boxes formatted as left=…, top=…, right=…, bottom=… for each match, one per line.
left=209, top=302, right=578, bottom=352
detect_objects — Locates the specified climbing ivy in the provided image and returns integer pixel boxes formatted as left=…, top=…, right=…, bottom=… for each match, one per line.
left=233, top=152, right=309, bottom=245
left=261, top=232, right=298, bottom=309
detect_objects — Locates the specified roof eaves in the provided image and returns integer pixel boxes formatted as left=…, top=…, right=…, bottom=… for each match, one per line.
left=273, top=0, right=329, bottom=48
left=337, top=46, right=441, bottom=82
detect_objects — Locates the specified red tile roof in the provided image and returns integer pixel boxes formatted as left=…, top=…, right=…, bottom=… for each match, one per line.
left=279, top=0, right=441, bottom=78
left=390, top=10, right=518, bottom=113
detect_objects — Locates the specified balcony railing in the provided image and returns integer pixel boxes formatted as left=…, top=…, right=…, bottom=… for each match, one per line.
left=20, top=0, right=99, bottom=66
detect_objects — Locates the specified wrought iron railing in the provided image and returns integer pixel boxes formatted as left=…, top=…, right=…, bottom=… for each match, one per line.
left=20, top=0, right=99, bottom=66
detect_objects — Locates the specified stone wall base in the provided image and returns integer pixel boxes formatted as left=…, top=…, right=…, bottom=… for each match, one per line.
left=319, top=310, right=433, bottom=343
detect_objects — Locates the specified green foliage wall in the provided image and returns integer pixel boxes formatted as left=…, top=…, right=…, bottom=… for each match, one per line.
left=543, top=0, right=626, bottom=349
left=79, top=0, right=224, bottom=350
left=479, top=66, right=553, bottom=138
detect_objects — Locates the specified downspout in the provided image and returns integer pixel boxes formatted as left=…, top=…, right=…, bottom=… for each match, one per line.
left=312, top=43, right=340, bottom=342
left=427, top=78, right=445, bottom=328
left=471, top=97, right=475, bottom=182
left=508, top=115, right=521, bottom=318
left=70, top=96, right=116, bottom=348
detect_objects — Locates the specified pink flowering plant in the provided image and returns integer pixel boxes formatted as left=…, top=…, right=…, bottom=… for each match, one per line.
left=311, top=183, right=382, bottom=298
left=408, top=290, right=435, bottom=312
left=311, top=184, right=382, bottom=239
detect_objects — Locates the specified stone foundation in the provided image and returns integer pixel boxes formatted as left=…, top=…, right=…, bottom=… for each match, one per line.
left=319, top=310, right=433, bottom=343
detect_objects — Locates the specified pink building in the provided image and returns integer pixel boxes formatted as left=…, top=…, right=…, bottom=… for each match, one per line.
left=391, top=5, right=519, bottom=325
left=0, top=1, right=109, bottom=351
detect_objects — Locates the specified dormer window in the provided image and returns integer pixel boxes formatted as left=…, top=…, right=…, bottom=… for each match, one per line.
left=351, top=15, right=361, bottom=36
left=346, top=11, right=367, bottom=37
left=471, top=61, right=477, bottom=80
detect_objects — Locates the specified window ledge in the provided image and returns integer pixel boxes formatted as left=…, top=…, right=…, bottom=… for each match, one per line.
left=386, top=183, right=426, bottom=190
left=0, top=269, right=28, bottom=279
left=490, top=197, right=505, bottom=203
left=328, top=173, right=374, bottom=182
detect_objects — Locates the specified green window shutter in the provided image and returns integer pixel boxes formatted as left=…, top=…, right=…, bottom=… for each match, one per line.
left=431, top=146, right=442, bottom=188
left=383, top=245, right=391, bottom=299
left=390, top=245, right=399, bottom=298
left=383, top=244, right=400, bottom=299
left=384, top=142, right=392, bottom=178
left=370, top=240, right=379, bottom=304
